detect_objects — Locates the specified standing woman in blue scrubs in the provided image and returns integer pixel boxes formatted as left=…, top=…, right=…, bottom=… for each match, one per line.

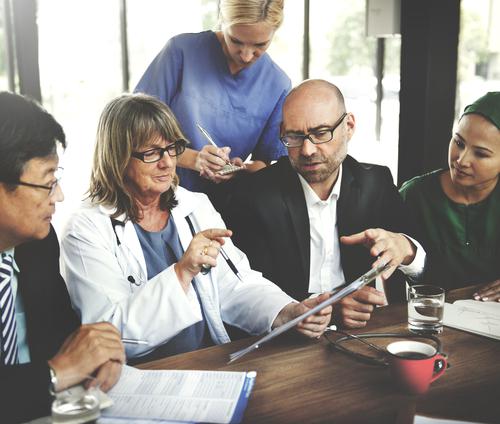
left=135, top=0, right=290, bottom=204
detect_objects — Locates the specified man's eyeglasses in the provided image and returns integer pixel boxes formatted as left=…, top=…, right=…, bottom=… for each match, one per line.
left=280, top=112, right=348, bottom=148
left=131, top=139, right=187, bottom=163
left=1, top=167, right=63, bottom=197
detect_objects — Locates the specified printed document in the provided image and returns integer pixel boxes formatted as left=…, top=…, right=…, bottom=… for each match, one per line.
left=415, top=414, right=484, bottom=424
left=102, top=365, right=256, bottom=423
left=444, top=300, right=500, bottom=340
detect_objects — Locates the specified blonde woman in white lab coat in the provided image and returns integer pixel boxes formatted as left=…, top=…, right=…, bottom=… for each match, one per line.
left=61, top=94, right=331, bottom=363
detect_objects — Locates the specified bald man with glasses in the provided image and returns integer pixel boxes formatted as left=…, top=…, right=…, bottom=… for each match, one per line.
left=224, top=80, right=426, bottom=329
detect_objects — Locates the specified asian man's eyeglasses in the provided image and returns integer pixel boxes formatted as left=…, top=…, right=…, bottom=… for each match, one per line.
left=0, top=167, right=63, bottom=197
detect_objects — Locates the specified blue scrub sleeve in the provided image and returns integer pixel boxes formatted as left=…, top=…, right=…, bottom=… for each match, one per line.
left=134, top=37, right=183, bottom=105
left=251, top=86, right=290, bottom=162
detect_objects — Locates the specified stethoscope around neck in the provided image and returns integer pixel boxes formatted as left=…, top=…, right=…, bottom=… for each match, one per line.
left=110, top=215, right=202, bottom=287
left=111, top=218, right=142, bottom=287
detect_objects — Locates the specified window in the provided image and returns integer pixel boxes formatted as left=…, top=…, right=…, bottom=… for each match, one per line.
left=128, top=0, right=218, bottom=89
left=457, top=0, right=500, bottom=117
left=309, top=0, right=401, bottom=180
left=0, top=1, right=11, bottom=91
left=37, top=0, right=122, bottom=231
left=266, top=0, right=304, bottom=85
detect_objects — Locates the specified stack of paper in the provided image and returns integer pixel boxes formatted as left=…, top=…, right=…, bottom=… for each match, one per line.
left=101, top=365, right=256, bottom=424
left=415, top=414, right=484, bottom=423
left=443, top=300, right=500, bottom=340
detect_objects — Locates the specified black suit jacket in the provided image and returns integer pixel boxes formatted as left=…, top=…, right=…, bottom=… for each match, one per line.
left=0, top=226, right=79, bottom=423
left=224, top=156, right=414, bottom=302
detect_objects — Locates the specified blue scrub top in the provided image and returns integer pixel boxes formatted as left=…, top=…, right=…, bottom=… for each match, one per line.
left=135, top=30, right=291, bottom=193
left=133, top=218, right=212, bottom=360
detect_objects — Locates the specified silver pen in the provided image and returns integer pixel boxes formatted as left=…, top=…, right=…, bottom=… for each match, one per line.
left=220, top=248, right=244, bottom=282
left=196, top=123, right=244, bottom=175
left=196, top=123, right=219, bottom=148
left=121, top=338, right=149, bottom=345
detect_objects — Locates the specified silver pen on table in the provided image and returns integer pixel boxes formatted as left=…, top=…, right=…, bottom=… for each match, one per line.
left=121, top=338, right=149, bottom=345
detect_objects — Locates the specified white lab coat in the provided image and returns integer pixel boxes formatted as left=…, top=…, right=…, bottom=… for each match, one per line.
left=60, top=187, right=294, bottom=358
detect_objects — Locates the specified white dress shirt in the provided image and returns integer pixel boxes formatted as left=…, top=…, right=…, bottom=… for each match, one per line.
left=298, top=165, right=425, bottom=295
left=299, top=167, right=346, bottom=293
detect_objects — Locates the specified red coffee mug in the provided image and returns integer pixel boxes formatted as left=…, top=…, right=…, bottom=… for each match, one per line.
left=386, top=340, right=447, bottom=395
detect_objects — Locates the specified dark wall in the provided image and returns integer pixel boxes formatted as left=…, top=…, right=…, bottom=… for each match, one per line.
left=398, top=0, right=460, bottom=185
left=11, top=0, right=41, bottom=101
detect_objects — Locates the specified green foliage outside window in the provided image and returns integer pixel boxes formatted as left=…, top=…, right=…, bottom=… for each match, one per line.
left=458, top=11, right=489, bottom=81
left=327, top=7, right=400, bottom=77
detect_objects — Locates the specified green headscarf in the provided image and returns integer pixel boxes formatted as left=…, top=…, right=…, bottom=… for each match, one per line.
left=462, top=91, right=500, bottom=130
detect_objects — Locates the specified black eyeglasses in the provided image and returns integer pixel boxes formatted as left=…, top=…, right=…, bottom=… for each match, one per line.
left=131, top=139, right=187, bottom=163
left=1, top=167, right=63, bottom=197
left=280, top=112, right=348, bottom=148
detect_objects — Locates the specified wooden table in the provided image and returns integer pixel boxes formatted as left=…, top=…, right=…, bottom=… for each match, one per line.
left=138, top=286, right=500, bottom=423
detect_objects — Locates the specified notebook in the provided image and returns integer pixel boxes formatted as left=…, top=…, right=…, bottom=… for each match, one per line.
left=443, top=299, right=500, bottom=340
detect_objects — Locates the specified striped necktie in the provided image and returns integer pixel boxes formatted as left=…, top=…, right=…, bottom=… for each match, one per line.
left=0, top=253, right=19, bottom=365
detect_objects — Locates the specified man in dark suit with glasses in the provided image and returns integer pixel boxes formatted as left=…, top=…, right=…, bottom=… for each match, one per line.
left=224, top=79, right=425, bottom=329
left=0, top=92, right=125, bottom=423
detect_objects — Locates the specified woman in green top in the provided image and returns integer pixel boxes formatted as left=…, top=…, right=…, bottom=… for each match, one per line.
left=400, top=92, right=500, bottom=299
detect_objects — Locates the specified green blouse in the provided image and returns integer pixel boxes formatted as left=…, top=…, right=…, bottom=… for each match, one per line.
left=400, top=170, right=500, bottom=290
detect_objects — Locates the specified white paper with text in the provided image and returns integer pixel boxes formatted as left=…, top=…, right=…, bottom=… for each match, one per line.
left=444, top=300, right=500, bottom=340
left=103, top=365, right=255, bottom=423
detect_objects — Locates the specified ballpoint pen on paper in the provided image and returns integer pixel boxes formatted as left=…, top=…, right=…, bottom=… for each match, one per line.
left=195, top=124, right=244, bottom=175
left=121, top=338, right=149, bottom=345
left=228, top=263, right=391, bottom=363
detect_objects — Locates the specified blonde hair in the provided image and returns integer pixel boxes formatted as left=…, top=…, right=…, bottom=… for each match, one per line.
left=89, top=93, right=186, bottom=222
left=219, top=0, right=284, bottom=29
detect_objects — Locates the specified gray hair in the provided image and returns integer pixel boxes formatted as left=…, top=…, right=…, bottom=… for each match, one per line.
left=89, top=93, right=186, bottom=221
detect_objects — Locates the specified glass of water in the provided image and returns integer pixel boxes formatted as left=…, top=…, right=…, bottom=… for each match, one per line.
left=407, top=284, right=445, bottom=334
left=51, top=378, right=101, bottom=424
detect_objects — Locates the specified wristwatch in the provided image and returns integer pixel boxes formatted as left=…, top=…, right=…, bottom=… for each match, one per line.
left=49, top=365, right=58, bottom=394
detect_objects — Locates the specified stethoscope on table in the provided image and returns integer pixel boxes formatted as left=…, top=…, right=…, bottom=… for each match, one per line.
left=323, top=326, right=446, bottom=367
